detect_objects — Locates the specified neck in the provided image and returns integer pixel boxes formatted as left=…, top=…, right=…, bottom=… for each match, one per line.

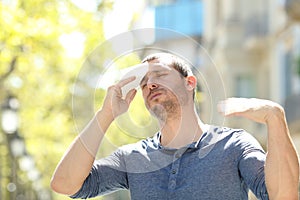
left=159, top=105, right=206, bottom=149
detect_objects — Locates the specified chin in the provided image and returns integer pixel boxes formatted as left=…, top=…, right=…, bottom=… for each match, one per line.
left=149, top=104, right=166, bottom=120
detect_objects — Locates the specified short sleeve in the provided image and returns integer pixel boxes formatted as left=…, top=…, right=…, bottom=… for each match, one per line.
left=70, top=149, right=129, bottom=199
left=235, top=131, right=269, bottom=200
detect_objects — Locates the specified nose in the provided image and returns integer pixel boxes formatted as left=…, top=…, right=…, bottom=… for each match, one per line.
left=147, top=82, right=158, bottom=91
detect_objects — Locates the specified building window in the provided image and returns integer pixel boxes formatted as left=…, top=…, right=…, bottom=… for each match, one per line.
left=283, top=50, right=293, bottom=97
left=235, top=75, right=256, bottom=97
left=243, top=0, right=269, bottom=39
left=154, top=0, right=203, bottom=40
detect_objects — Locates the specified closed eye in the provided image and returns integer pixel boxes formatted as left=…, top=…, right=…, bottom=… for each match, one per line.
left=139, top=77, right=147, bottom=89
left=140, top=83, right=147, bottom=89
left=157, top=73, right=167, bottom=77
left=155, top=71, right=169, bottom=78
left=139, top=70, right=169, bottom=88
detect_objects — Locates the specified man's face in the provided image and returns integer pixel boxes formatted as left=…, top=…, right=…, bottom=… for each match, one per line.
left=139, top=60, right=190, bottom=120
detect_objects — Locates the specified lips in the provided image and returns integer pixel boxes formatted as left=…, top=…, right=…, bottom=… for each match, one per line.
left=148, top=89, right=164, bottom=101
left=149, top=93, right=162, bottom=101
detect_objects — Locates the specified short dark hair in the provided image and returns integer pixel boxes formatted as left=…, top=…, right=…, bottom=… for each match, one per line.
left=141, top=53, right=193, bottom=78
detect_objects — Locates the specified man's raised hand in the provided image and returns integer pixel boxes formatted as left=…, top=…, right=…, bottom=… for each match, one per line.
left=218, top=97, right=285, bottom=124
left=102, top=76, right=137, bottom=119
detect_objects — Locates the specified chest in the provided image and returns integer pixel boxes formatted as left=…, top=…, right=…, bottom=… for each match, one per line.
left=126, top=147, right=244, bottom=200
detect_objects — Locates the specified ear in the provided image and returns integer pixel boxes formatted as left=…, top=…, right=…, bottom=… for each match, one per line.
left=185, top=75, right=197, bottom=91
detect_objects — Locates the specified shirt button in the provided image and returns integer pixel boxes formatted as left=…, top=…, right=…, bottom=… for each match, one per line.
left=171, top=169, right=177, bottom=174
left=175, top=153, right=181, bottom=158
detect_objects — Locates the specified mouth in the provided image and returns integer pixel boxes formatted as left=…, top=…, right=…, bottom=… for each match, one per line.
left=149, top=93, right=162, bottom=101
left=148, top=89, right=164, bottom=102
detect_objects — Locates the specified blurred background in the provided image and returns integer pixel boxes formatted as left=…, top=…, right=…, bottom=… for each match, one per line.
left=0, top=0, right=300, bottom=199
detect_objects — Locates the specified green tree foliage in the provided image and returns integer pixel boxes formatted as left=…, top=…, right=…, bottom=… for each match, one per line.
left=0, top=0, right=150, bottom=199
left=0, top=0, right=128, bottom=199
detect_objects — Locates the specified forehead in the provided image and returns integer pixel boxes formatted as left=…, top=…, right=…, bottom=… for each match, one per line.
left=148, top=64, right=172, bottom=72
left=146, top=59, right=173, bottom=71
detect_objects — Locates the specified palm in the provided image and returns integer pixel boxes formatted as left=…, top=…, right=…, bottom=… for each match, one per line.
left=103, top=76, right=137, bottom=119
left=218, top=98, right=282, bottom=124
left=111, top=92, right=130, bottom=116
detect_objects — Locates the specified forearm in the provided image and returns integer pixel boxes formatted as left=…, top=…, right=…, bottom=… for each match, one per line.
left=51, top=109, right=114, bottom=195
left=265, top=108, right=299, bottom=199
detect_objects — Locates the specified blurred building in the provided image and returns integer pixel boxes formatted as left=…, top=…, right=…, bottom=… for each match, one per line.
left=97, top=0, right=300, bottom=199
left=137, top=0, right=300, bottom=148
left=203, top=0, right=300, bottom=146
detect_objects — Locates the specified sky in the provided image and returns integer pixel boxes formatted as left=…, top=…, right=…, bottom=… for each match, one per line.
left=60, top=0, right=153, bottom=59
left=71, top=0, right=152, bottom=38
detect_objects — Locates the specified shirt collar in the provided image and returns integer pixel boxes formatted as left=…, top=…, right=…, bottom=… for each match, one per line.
left=152, top=124, right=211, bottom=150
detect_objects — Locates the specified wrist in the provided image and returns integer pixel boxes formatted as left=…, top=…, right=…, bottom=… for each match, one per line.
left=95, top=108, right=114, bottom=132
left=265, top=105, right=285, bottom=125
left=97, top=107, right=114, bottom=119
left=265, top=105, right=290, bottom=139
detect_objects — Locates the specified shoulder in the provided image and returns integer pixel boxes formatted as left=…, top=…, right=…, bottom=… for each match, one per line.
left=203, top=125, right=263, bottom=150
left=116, top=133, right=159, bottom=156
left=214, top=126, right=266, bottom=156
left=201, top=125, right=245, bottom=145
left=226, top=127, right=263, bottom=149
left=211, top=125, right=258, bottom=142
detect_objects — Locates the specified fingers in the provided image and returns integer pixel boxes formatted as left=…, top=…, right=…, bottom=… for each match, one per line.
left=107, top=76, right=136, bottom=97
left=217, top=100, right=228, bottom=116
left=217, top=97, right=283, bottom=124
left=117, top=76, right=136, bottom=88
left=217, top=97, right=255, bottom=116
left=110, top=77, right=138, bottom=104
left=125, top=89, right=137, bottom=104
left=116, top=76, right=137, bottom=97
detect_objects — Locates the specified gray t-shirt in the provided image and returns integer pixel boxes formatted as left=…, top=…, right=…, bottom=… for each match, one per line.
left=70, top=125, right=269, bottom=200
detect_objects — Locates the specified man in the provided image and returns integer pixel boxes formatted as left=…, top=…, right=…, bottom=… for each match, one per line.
left=51, top=53, right=299, bottom=199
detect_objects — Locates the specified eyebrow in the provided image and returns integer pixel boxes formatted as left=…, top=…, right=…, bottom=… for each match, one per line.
left=139, top=70, right=169, bottom=86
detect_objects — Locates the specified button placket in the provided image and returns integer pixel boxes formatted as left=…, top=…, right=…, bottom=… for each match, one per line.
left=168, top=154, right=181, bottom=190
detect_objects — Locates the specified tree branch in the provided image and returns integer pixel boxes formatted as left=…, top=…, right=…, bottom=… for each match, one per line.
left=0, top=56, right=18, bottom=82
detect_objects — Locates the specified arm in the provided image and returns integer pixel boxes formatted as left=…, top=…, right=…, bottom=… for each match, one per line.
left=264, top=107, right=299, bottom=199
left=50, top=77, right=137, bottom=195
left=218, top=98, right=299, bottom=199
